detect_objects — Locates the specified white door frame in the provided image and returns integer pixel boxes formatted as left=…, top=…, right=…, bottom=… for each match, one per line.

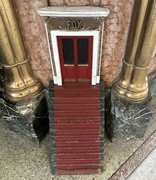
left=49, top=30, right=100, bottom=85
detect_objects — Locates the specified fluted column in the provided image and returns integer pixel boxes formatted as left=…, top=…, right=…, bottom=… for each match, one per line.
left=112, top=0, right=156, bottom=102
left=0, top=0, right=43, bottom=101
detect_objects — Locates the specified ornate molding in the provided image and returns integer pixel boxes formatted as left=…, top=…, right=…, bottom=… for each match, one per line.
left=58, top=25, right=96, bottom=31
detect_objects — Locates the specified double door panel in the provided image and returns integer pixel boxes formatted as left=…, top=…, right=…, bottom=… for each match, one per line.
left=57, top=36, right=93, bottom=82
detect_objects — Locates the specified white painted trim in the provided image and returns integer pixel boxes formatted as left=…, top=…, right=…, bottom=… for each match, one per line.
left=37, top=6, right=110, bottom=17
left=96, top=76, right=100, bottom=83
left=50, top=30, right=99, bottom=85
left=50, top=31, right=62, bottom=85
left=92, top=31, right=99, bottom=85
left=98, top=19, right=105, bottom=78
left=44, top=23, right=55, bottom=82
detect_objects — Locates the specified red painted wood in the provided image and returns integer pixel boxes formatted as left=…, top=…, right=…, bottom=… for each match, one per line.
left=54, top=123, right=101, bottom=129
left=57, top=36, right=93, bottom=82
left=54, top=92, right=100, bottom=97
left=54, top=104, right=100, bottom=111
left=54, top=97, right=100, bottom=104
left=55, top=152, right=103, bottom=159
left=54, top=85, right=99, bottom=90
left=55, top=134, right=103, bottom=141
left=55, top=141, right=100, bottom=147
left=55, top=164, right=102, bottom=169
left=54, top=83, right=100, bottom=92
left=57, top=37, right=76, bottom=80
left=54, top=119, right=101, bottom=124
left=56, top=157, right=100, bottom=164
left=54, top=116, right=101, bottom=121
left=54, top=108, right=100, bottom=114
left=56, top=169, right=99, bottom=175
left=77, top=36, right=93, bottom=81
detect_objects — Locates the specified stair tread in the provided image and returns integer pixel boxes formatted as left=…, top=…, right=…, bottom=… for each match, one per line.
left=54, top=82, right=100, bottom=90
left=56, top=169, right=100, bottom=175
left=54, top=110, right=100, bottom=114
left=54, top=105, right=100, bottom=110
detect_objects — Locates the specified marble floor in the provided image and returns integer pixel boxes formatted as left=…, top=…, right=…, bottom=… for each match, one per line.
left=127, top=147, right=156, bottom=180
left=0, top=91, right=156, bottom=180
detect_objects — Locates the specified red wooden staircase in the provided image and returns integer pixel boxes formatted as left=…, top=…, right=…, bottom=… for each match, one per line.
left=46, top=82, right=105, bottom=175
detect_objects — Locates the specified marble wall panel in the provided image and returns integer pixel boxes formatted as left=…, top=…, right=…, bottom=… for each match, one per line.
left=48, top=0, right=100, bottom=6
left=100, top=0, right=134, bottom=86
left=13, top=0, right=52, bottom=86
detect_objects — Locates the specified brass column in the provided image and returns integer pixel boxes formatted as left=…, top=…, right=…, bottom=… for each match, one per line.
left=112, top=0, right=156, bottom=102
left=0, top=0, right=43, bottom=101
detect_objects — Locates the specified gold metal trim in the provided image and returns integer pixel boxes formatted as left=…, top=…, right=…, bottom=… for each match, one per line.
left=133, top=64, right=150, bottom=70
left=112, top=0, right=156, bottom=102
left=123, top=60, right=133, bottom=67
left=64, top=64, right=89, bottom=66
left=64, top=64, right=74, bottom=67
left=78, top=64, right=88, bottom=66
left=0, top=58, right=29, bottom=68
left=0, top=0, right=43, bottom=102
left=64, top=78, right=76, bottom=82
left=78, top=79, right=90, bottom=82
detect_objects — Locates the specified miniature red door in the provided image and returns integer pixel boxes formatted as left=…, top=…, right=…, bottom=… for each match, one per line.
left=57, top=36, right=93, bottom=83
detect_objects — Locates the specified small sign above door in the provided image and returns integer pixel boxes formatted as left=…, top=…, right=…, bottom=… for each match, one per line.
left=66, top=20, right=82, bottom=29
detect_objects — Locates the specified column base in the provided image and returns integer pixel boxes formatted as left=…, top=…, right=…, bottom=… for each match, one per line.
left=106, top=92, right=152, bottom=141
left=0, top=91, right=49, bottom=143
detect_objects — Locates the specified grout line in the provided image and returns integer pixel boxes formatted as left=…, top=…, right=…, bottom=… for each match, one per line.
left=109, top=130, right=156, bottom=180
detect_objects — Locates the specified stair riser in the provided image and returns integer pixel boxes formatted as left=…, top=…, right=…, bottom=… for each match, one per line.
left=54, top=87, right=100, bottom=91
left=56, top=169, right=100, bottom=175
left=54, top=116, right=101, bottom=121
left=56, top=159, right=101, bottom=164
left=55, top=148, right=101, bottom=153
left=53, top=121, right=103, bottom=125
left=54, top=164, right=102, bottom=168
left=55, top=142, right=100, bottom=148
left=54, top=126, right=101, bottom=130
left=53, top=139, right=103, bottom=143
left=53, top=153, right=103, bottom=159
left=54, top=113, right=100, bottom=117
left=54, top=98, right=100, bottom=104
left=51, top=123, right=101, bottom=127
left=54, top=92, right=100, bottom=97
left=54, top=126, right=102, bottom=131
left=54, top=111, right=100, bottom=118
left=54, top=105, right=100, bottom=110
left=55, top=134, right=102, bottom=142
